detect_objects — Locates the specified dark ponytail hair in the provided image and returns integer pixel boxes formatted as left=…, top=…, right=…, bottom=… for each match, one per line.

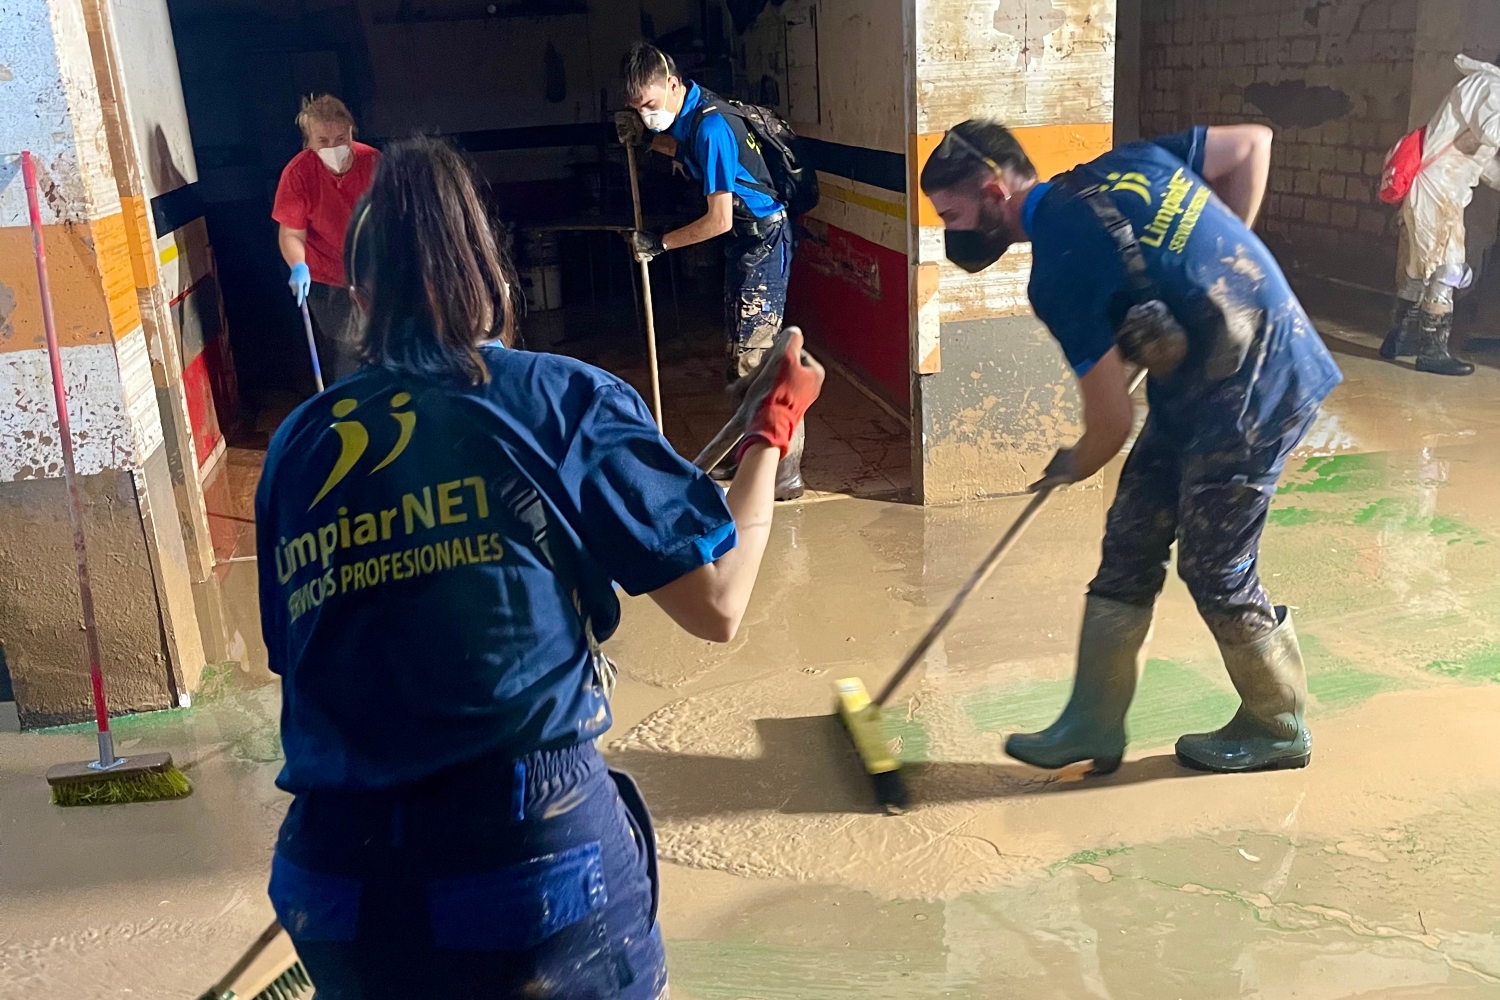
left=344, top=136, right=515, bottom=385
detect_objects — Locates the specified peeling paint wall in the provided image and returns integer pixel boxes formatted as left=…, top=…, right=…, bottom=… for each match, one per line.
left=1, top=0, right=205, bottom=725
left=911, top=0, right=1113, bottom=503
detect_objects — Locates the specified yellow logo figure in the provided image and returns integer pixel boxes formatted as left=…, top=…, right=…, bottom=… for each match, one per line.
left=308, top=394, right=420, bottom=509
left=1107, top=171, right=1154, bottom=205
left=371, top=393, right=416, bottom=472
left=310, top=399, right=368, bottom=509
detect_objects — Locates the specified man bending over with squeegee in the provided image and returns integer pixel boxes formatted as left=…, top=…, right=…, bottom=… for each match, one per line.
left=919, top=122, right=1342, bottom=775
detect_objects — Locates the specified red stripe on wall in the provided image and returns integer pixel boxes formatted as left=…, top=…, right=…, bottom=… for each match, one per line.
left=788, top=220, right=909, bottom=406
left=182, top=349, right=223, bottom=467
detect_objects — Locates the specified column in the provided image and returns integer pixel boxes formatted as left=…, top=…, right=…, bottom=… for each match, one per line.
left=908, top=0, right=1117, bottom=504
left=1, top=0, right=205, bottom=727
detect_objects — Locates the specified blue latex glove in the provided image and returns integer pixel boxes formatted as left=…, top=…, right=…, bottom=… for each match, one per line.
left=288, top=262, right=311, bottom=306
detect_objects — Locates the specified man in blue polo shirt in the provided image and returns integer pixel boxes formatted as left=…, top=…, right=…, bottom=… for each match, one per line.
left=621, top=42, right=802, bottom=500
left=920, top=121, right=1343, bottom=776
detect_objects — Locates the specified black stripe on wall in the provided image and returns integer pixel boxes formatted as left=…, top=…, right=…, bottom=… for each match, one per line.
left=800, top=138, right=905, bottom=195
left=151, top=182, right=205, bottom=236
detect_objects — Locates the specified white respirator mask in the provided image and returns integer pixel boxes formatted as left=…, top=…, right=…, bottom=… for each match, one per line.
left=317, top=144, right=353, bottom=172
left=639, top=108, right=676, bottom=132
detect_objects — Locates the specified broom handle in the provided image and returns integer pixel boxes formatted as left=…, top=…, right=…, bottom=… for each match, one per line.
left=21, top=152, right=116, bottom=767
left=624, top=140, right=664, bottom=430
left=873, top=366, right=1148, bottom=708
left=299, top=301, right=324, bottom=392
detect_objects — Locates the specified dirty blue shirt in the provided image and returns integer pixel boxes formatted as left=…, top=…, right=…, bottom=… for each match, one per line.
left=256, top=344, right=736, bottom=793
left=667, top=81, right=784, bottom=219
left=1022, top=127, right=1343, bottom=450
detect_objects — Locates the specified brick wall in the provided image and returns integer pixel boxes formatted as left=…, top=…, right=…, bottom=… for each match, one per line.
left=1140, top=0, right=1418, bottom=291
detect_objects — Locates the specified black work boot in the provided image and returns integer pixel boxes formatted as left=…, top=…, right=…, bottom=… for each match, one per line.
left=774, top=422, right=806, bottom=501
left=1176, top=606, right=1310, bottom=772
left=1414, top=311, right=1474, bottom=376
left=1379, top=298, right=1420, bottom=360
left=1005, top=596, right=1154, bottom=774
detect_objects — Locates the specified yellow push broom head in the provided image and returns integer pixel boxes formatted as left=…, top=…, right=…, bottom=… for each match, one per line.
left=835, top=677, right=909, bottom=813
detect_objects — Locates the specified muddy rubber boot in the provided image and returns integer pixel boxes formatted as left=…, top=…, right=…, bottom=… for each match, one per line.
left=1175, top=606, right=1311, bottom=773
left=774, top=421, right=806, bottom=501
left=1379, top=298, right=1420, bottom=360
left=1005, top=596, right=1154, bottom=775
left=1414, top=311, right=1474, bottom=376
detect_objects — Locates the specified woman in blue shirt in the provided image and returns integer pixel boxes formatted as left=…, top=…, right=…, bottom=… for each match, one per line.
left=256, top=136, right=823, bottom=999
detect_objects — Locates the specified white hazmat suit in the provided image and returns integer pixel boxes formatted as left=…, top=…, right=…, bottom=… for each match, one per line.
left=1385, top=54, right=1500, bottom=374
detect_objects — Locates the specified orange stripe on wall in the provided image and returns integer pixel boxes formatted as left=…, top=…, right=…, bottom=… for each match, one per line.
left=120, top=194, right=159, bottom=289
left=912, top=122, right=1114, bottom=228
left=0, top=223, right=113, bottom=353
left=91, top=212, right=143, bottom=339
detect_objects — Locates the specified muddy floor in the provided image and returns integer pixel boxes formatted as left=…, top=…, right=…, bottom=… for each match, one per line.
left=3, top=321, right=1499, bottom=998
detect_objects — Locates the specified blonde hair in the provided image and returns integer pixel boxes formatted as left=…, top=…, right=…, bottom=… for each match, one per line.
left=295, top=94, right=356, bottom=141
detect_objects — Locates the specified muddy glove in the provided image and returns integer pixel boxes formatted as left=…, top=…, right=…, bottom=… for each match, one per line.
left=624, top=230, right=665, bottom=262
left=735, top=329, right=826, bottom=460
left=614, top=109, right=645, bottom=147
left=1028, top=448, right=1077, bottom=493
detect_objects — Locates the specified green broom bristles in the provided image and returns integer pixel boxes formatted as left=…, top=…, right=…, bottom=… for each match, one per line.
left=50, top=765, right=192, bottom=806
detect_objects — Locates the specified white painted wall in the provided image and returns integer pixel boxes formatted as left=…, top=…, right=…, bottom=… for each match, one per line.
left=112, top=0, right=200, bottom=198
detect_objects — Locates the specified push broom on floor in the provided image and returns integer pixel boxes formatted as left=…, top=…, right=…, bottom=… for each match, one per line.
left=837, top=367, right=1149, bottom=813
left=21, top=151, right=192, bottom=807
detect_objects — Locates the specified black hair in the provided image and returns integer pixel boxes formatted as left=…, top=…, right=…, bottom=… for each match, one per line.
left=344, top=136, right=515, bottom=385
left=919, top=119, right=1038, bottom=195
left=622, top=41, right=677, bottom=101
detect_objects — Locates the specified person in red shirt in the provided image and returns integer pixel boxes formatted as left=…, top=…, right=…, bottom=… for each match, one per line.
left=272, top=94, right=380, bottom=383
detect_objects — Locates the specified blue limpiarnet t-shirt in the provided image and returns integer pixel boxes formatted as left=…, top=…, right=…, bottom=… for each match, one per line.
left=257, top=344, right=735, bottom=793
left=1022, top=127, right=1342, bottom=449
left=666, top=80, right=784, bottom=219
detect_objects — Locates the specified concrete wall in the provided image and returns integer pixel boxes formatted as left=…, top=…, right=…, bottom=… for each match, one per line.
left=1, top=0, right=207, bottom=726
left=910, top=0, right=1115, bottom=504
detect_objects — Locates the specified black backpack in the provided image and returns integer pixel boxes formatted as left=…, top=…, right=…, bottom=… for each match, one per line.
left=688, top=90, right=820, bottom=218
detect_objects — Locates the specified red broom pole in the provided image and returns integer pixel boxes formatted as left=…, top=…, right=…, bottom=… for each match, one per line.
left=21, top=151, right=119, bottom=770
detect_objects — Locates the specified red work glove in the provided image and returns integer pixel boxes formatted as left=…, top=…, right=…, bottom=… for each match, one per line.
left=735, top=330, right=826, bottom=460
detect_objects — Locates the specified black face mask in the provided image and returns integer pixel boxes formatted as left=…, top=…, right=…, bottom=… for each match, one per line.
left=944, top=226, right=1012, bottom=274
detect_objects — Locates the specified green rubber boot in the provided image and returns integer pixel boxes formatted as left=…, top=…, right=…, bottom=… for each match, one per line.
left=1005, top=595, right=1154, bottom=775
left=1176, top=606, right=1311, bottom=772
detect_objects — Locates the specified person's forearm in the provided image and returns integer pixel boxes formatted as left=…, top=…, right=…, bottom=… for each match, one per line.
left=646, top=442, right=779, bottom=641
left=662, top=211, right=732, bottom=251
left=279, top=226, right=308, bottom=268
left=702, top=442, right=779, bottom=627
left=1070, top=423, right=1133, bottom=481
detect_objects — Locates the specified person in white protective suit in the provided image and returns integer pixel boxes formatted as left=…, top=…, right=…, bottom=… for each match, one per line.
left=1382, top=54, right=1500, bottom=376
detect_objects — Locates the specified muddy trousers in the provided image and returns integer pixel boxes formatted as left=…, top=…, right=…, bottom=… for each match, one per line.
left=724, top=215, right=793, bottom=380
left=306, top=282, right=363, bottom=384
left=269, top=742, right=667, bottom=1000
left=1088, top=410, right=1318, bottom=646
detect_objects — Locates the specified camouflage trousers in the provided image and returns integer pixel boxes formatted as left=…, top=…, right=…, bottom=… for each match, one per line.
left=1088, top=409, right=1319, bottom=645
left=724, top=216, right=793, bottom=380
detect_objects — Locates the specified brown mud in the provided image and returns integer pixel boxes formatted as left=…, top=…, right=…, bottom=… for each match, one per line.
left=3, top=332, right=1500, bottom=997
